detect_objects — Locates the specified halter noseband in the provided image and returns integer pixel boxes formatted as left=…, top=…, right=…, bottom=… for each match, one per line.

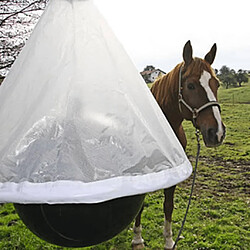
left=178, top=65, right=221, bottom=126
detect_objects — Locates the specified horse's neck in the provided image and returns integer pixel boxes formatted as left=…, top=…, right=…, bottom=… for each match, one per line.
left=151, top=65, right=183, bottom=133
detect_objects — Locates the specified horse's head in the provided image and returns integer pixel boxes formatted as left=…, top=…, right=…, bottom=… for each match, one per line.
left=178, top=41, right=226, bottom=147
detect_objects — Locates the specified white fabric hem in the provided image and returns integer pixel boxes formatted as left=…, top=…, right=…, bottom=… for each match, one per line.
left=0, top=159, right=192, bottom=204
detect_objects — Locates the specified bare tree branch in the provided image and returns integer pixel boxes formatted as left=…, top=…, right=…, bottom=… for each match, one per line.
left=0, top=0, right=48, bottom=75
left=0, top=1, right=44, bottom=26
left=0, top=63, right=14, bottom=70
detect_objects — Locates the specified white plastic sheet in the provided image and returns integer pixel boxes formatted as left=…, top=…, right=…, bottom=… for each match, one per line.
left=0, top=0, right=192, bottom=204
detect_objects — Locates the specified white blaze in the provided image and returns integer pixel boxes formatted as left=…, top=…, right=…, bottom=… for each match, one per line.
left=199, top=71, right=224, bottom=142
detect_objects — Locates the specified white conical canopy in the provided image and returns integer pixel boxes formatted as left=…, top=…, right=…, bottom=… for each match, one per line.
left=0, top=0, right=192, bottom=204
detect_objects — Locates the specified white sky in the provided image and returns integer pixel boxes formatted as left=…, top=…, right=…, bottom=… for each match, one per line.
left=94, top=0, right=250, bottom=72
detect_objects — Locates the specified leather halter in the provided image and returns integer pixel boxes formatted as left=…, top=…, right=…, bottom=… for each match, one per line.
left=178, top=65, right=221, bottom=125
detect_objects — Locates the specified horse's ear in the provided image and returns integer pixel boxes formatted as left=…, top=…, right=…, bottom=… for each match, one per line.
left=183, top=40, right=193, bottom=66
left=204, top=43, right=217, bottom=65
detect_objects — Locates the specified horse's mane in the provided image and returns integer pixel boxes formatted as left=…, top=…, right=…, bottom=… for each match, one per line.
left=151, top=58, right=216, bottom=110
left=150, top=63, right=181, bottom=109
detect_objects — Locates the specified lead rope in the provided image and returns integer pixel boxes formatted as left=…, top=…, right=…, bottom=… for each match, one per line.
left=172, top=128, right=201, bottom=250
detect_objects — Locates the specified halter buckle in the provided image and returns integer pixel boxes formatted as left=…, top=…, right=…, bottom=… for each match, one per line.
left=192, top=108, right=198, bottom=119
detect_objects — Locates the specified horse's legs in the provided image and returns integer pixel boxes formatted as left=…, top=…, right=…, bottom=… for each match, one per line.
left=163, top=186, right=176, bottom=250
left=132, top=204, right=145, bottom=249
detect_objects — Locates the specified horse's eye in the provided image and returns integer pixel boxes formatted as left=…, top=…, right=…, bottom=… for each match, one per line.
left=187, top=83, right=195, bottom=90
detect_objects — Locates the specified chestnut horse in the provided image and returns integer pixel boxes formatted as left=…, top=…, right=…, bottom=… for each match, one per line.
left=132, top=41, right=226, bottom=250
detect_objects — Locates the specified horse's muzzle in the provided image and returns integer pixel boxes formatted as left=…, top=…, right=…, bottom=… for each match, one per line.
left=202, top=125, right=226, bottom=148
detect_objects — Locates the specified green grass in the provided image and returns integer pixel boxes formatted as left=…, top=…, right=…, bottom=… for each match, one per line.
left=0, top=82, right=249, bottom=249
left=218, top=82, right=250, bottom=104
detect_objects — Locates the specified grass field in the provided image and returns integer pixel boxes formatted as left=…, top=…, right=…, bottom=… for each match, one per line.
left=0, top=82, right=249, bottom=249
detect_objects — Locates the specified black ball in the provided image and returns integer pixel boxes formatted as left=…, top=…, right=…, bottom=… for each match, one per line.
left=14, top=194, right=145, bottom=247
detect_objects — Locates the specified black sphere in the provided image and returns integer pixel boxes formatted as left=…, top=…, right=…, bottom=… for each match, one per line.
left=14, top=194, right=145, bottom=247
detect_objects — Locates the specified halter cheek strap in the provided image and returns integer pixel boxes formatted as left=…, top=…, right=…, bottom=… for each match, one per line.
left=178, top=65, right=221, bottom=125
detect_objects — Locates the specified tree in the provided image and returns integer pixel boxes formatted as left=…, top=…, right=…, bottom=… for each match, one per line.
left=236, top=69, right=248, bottom=87
left=217, top=65, right=248, bottom=89
left=217, top=66, right=234, bottom=89
left=0, top=0, right=48, bottom=76
left=143, top=65, right=155, bottom=72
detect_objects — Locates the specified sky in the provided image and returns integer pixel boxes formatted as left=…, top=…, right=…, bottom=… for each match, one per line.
left=94, top=0, right=250, bottom=73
